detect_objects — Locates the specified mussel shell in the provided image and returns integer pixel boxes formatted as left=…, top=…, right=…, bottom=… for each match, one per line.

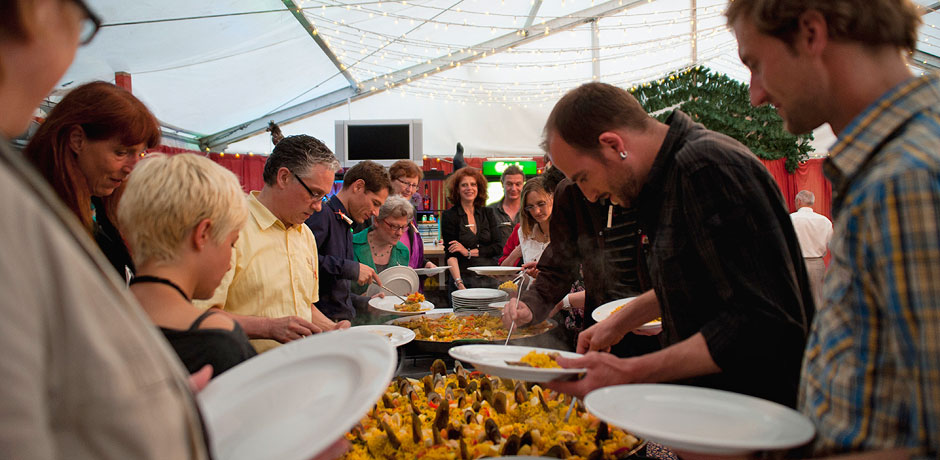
left=500, top=434, right=521, bottom=456
left=428, top=391, right=442, bottom=406
left=587, top=447, right=604, bottom=460
left=596, top=421, right=610, bottom=443
left=433, top=399, right=450, bottom=430
left=380, top=419, right=400, bottom=449
left=465, top=380, right=478, bottom=394
left=480, top=377, right=493, bottom=393
left=430, top=358, right=448, bottom=377
left=544, top=445, right=566, bottom=458
left=514, top=383, right=527, bottom=405
left=493, top=391, right=508, bottom=414
left=500, top=377, right=515, bottom=391
left=456, top=374, right=468, bottom=388
left=484, top=418, right=500, bottom=443
left=410, top=413, right=422, bottom=444
left=459, top=438, right=470, bottom=460
left=520, top=430, right=534, bottom=446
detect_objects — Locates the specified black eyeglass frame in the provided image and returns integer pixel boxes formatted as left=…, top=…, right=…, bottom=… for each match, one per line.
left=73, top=0, right=102, bottom=45
left=292, top=171, right=326, bottom=201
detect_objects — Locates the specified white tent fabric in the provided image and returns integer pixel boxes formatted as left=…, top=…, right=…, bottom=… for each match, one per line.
left=64, top=0, right=940, bottom=157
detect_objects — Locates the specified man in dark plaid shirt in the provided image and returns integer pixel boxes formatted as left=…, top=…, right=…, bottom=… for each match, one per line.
left=502, top=82, right=815, bottom=409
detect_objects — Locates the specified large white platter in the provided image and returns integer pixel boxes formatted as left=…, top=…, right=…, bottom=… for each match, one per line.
left=591, top=297, right=662, bottom=332
left=414, top=266, right=449, bottom=276
left=584, top=384, right=815, bottom=455
left=198, top=330, right=396, bottom=460
left=348, top=325, right=416, bottom=347
left=467, top=265, right=522, bottom=276
left=448, top=345, right=585, bottom=383
left=368, top=295, right=434, bottom=316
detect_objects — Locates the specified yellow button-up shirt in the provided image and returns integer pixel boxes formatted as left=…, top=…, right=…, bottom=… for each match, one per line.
left=197, top=191, right=319, bottom=353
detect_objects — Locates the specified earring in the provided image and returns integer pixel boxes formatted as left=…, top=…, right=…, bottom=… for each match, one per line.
left=619, top=151, right=628, bottom=159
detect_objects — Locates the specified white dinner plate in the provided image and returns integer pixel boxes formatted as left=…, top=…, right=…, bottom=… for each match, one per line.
left=348, top=325, right=416, bottom=347
left=448, top=345, right=585, bottom=383
left=368, top=296, right=434, bottom=316
left=452, top=288, right=509, bottom=300
left=414, top=266, right=449, bottom=276
left=584, top=384, right=815, bottom=455
left=488, top=301, right=508, bottom=309
left=365, top=265, right=419, bottom=297
left=591, top=297, right=637, bottom=322
left=198, top=330, right=396, bottom=460
left=467, top=265, right=523, bottom=276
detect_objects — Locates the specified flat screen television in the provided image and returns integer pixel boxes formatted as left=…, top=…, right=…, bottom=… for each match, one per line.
left=334, top=119, right=423, bottom=167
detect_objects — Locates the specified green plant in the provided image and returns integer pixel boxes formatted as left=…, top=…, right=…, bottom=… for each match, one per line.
left=629, top=66, right=814, bottom=172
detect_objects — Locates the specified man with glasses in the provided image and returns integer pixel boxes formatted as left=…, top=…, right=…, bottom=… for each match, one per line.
left=305, top=160, right=392, bottom=322
left=198, top=135, right=349, bottom=353
left=488, top=165, right=525, bottom=248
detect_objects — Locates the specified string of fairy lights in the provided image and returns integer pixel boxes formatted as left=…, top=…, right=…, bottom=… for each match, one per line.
left=264, top=0, right=939, bottom=110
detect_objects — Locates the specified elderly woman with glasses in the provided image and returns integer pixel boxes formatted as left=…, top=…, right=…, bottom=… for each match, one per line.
left=351, top=195, right=414, bottom=295
left=388, top=160, right=437, bottom=270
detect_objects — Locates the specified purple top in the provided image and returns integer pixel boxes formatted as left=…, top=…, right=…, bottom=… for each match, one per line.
left=404, top=221, right=426, bottom=269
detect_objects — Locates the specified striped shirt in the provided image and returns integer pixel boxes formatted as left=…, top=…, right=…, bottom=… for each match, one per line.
left=801, top=74, right=940, bottom=457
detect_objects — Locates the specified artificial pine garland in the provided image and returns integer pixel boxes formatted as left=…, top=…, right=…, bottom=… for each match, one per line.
left=628, top=66, right=814, bottom=173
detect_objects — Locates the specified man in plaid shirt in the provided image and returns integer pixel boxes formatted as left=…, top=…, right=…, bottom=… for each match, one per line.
left=729, top=0, right=940, bottom=458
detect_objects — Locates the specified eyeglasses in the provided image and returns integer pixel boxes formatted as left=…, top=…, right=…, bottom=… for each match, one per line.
left=382, top=220, right=410, bottom=232
left=524, top=201, right=550, bottom=212
left=72, top=0, right=102, bottom=45
left=395, top=178, right=419, bottom=191
left=292, top=172, right=326, bottom=201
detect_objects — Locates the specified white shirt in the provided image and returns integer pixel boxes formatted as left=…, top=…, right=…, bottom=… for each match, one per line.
left=518, top=226, right=549, bottom=265
left=790, top=207, right=833, bottom=258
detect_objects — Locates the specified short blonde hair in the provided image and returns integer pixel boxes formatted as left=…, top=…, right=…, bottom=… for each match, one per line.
left=118, top=153, right=249, bottom=264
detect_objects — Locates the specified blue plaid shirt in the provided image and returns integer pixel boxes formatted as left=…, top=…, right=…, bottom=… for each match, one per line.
left=800, top=74, right=940, bottom=457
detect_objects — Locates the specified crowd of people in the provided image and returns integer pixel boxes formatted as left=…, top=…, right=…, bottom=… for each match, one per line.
left=0, top=0, right=937, bottom=459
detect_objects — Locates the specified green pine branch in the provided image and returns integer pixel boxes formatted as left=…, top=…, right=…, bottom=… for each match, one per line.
left=628, top=66, right=813, bottom=173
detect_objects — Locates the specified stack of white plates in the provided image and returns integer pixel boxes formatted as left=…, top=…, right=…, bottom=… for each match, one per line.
left=451, top=288, right=509, bottom=313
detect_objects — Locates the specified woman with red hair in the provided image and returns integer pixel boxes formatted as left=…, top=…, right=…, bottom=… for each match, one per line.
left=25, top=80, right=161, bottom=281
left=440, top=166, right=501, bottom=290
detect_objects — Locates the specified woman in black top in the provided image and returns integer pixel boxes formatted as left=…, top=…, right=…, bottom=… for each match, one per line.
left=441, top=167, right=502, bottom=290
left=119, top=153, right=256, bottom=377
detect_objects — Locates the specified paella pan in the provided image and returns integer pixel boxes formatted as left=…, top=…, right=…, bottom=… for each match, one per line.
left=386, top=311, right=559, bottom=355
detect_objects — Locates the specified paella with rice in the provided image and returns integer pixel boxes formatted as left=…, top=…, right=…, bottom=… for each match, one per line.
left=394, top=313, right=553, bottom=342
left=341, top=360, right=642, bottom=459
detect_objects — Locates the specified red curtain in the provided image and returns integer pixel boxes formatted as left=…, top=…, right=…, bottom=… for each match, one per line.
left=150, top=146, right=266, bottom=193
left=759, top=158, right=831, bottom=220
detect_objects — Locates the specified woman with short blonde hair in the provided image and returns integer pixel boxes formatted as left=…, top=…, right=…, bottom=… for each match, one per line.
left=119, top=153, right=256, bottom=376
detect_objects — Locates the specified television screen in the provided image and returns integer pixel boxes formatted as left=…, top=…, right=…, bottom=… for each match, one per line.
left=347, top=124, right=410, bottom=161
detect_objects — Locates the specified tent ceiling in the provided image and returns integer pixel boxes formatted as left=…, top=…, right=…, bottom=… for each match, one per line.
left=63, top=0, right=940, bottom=150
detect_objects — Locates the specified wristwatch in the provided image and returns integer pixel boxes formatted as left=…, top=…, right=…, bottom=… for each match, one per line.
left=455, top=278, right=464, bottom=286
left=561, top=295, right=572, bottom=310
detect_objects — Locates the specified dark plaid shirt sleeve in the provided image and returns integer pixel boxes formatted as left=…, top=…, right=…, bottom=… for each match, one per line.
left=669, top=155, right=812, bottom=379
